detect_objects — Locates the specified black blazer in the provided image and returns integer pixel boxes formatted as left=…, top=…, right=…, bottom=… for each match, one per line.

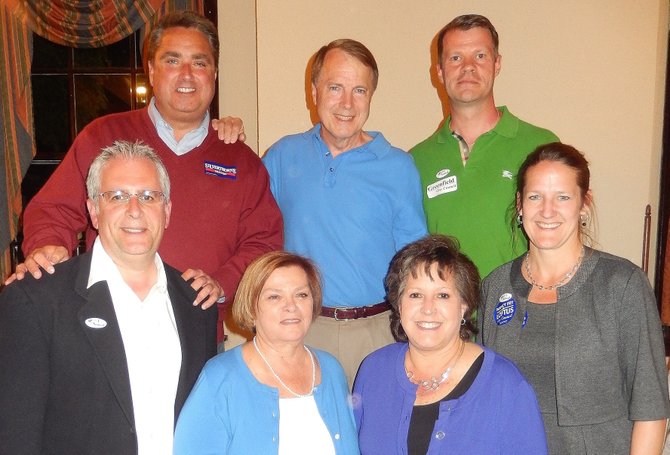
left=0, top=252, right=217, bottom=454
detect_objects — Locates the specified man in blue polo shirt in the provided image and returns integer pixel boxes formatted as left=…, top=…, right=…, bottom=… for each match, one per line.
left=263, top=39, right=427, bottom=385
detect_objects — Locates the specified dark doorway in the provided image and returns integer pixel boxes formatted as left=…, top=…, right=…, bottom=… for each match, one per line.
left=654, top=31, right=670, bottom=352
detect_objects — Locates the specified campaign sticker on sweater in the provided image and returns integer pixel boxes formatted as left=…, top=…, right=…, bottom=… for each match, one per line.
left=204, top=161, right=237, bottom=180
left=494, top=293, right=516, bottom=325
left=426, top=175, right=457, bottom=199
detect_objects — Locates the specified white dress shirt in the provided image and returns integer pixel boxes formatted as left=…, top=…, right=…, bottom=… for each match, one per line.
left=88, top=238, right=182, bottom=454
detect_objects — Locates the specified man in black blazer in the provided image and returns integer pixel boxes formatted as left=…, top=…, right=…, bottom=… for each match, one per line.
left=0, top=141, right=217, bottom=454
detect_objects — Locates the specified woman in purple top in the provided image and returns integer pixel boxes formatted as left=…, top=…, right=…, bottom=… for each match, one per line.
left=353, top=235, right=547, bottom=454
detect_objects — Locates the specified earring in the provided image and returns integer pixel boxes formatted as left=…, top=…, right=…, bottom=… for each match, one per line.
left=460, top=318, right=466, bottom=326
left=516, top=213, right=523, bottom=226
left=580, top=213, right=588, bottom=227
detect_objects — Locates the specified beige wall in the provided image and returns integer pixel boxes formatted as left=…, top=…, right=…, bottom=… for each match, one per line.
left=218, top=0, right=258, bottom=149
left=220, top=0, right=668, bottom=276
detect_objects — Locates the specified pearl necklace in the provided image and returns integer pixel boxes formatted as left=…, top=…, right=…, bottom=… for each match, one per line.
left=253, top=336, right=315, bottom=398
left=524, top=247, right=585, bottom=291
left=406, top=340, right=465, bottom=392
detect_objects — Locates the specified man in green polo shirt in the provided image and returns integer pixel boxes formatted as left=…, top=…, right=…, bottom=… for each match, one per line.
left=411, top=14, right=558, bottom=278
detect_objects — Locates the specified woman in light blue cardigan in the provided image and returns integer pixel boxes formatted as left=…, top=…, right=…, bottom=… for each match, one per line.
left=174, top=252, right=358, bottom=454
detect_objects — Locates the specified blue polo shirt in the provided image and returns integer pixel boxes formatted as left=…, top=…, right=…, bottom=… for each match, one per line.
left=263, top=124, right=427, bottom=308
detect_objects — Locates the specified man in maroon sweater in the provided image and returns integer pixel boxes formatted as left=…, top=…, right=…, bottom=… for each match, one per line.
left=8, top=11, right=283, bottom=344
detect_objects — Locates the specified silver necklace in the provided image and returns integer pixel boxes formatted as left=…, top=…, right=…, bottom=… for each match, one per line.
left=406, top=340, right=465, bottom=392
left=253, top=336, right=315, bottom=398
left=524, top=247, right=585, bottom=291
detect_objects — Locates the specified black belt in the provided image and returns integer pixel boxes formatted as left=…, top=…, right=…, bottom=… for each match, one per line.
left=320, top=302, right=391, bottom=320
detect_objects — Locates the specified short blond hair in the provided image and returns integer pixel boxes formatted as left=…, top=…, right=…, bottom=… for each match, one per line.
left=233, top=252, right=323, bottom=331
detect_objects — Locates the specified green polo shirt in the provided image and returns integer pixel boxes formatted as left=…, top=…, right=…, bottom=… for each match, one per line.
left=411, top=106, right=558, bottom=278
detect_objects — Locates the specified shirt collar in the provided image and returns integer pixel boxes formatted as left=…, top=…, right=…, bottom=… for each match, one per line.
left=309, top=123, right=387, bottom=159
left=438, top=105, right=516, bottom=143
left=87, top=237, right=167, bottom=294
left=148, top=97, right=210, bottom=156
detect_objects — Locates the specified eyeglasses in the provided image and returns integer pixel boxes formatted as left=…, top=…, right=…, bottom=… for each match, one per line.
left=97, top=190, right=165, bottom=205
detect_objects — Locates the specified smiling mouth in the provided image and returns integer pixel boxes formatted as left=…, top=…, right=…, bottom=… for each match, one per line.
left=334, top=114, right=354, bottom=121
left=416, top=321, right=441, bottom=329
left=177, top=87, right=195, bottom=93
left=122, top=227, right=147, bottom=233
left=536, top=222, right=561, bottom=229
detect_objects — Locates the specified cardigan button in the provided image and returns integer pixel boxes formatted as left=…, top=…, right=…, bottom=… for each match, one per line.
left=334, top=433, right=340, bottom=440
left=435, top=431, right=445, bottom=440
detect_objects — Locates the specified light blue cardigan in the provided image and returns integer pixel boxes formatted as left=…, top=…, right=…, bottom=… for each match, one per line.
left=173, top=344, right=359, bottom=454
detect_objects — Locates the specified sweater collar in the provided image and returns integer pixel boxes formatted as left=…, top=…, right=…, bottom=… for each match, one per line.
left=394, top=342, right=496, bottom=411
left=509, top=247, right=600, bottom=301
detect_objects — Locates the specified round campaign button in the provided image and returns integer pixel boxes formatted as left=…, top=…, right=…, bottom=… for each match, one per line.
left=494, top=293, right=516, bottom=326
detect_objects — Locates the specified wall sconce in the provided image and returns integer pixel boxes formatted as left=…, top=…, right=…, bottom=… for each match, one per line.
left=136, top=85, right=147, bottom=106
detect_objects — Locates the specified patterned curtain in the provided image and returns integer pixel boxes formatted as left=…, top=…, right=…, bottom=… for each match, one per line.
left=0, top=5, right=33, bottom=281
left=0, top=0, right=203, bottom=281
left=6, top=0, right=203, bottom=47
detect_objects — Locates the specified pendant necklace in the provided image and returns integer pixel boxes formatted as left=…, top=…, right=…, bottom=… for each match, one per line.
left=525, top=246, right=585, bottom=291
left=253, top=336, right=315, bottom=398
left=406, top=340, right=465, bottom=392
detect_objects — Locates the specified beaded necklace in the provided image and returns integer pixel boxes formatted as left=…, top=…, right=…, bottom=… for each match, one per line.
left=253, top=336, right=315, bottom=398
left=406, top=340, right=466, bottom=392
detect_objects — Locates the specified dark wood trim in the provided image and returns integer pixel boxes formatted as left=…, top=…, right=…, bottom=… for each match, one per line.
left=204, top=0, right=219, bottom=119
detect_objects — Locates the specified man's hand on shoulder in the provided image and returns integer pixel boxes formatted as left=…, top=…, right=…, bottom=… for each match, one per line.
left=181, top=268, right=224, bottom=310
left=4, top=245, right=70, bottom=285
left=211, top=117, right=246, bottom=144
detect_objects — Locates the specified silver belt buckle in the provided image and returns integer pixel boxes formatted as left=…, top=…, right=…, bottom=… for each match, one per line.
left=333, top=307, right=348, bottom=321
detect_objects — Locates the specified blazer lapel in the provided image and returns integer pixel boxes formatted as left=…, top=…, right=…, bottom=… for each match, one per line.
left=77, top=275, right=135, bottom=429
left=166, top=267, right=204, bottom=417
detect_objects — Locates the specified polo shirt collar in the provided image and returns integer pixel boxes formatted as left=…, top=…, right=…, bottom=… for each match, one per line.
left=309, top=123, right=386, bottom=158
left=437, top=105, right=515, bottom=143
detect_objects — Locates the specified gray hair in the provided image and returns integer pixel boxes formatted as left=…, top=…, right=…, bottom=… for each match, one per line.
left=86, top=140, right=170, bottom=205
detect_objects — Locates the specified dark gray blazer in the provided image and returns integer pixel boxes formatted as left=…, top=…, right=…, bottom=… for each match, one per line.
left=478, top=248, right=670, bottom=451
left=0, top=251, right=217, bottom=455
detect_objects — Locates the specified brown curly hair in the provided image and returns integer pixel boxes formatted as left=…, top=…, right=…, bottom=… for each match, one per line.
left=385, top=235, right=480, bottom=342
